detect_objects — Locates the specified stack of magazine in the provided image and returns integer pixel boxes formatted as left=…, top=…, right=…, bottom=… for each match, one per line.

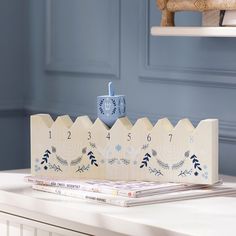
left=25, top=176, right=236, bottom=207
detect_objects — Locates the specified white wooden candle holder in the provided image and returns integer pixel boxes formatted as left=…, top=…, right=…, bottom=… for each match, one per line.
left=31, top=114, right=219, bottom=184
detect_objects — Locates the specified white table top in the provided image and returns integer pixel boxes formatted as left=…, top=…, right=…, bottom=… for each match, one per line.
left=0, top=169, right=236, bottom=236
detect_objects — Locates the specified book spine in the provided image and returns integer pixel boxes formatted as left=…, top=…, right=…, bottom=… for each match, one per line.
left=25, top=176, right=134, bottom=198
left=32, top=185, right=127, bottom=207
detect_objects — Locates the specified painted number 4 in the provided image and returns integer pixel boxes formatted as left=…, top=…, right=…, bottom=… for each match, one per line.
left=106, top=132, right=111, bottom=140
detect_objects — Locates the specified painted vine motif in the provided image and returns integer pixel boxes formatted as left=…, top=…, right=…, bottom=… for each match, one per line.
left=98, top=99, right=105, bottom=115
left=76, top=164, right=90, bottom=173
left=140, top=153, right=151, bottom=168
left=56, top=155, right=68, bottom=166
left=178, top=169, right=192, bottom=177
left=138, top=148, right=205, bottom=179
left=141, top=144, right=149, bottom=150
left=87, top=151, right=98, bottom=167
left=120, top=158, right=130, bottom=165
left=40, top=149, right=52, bottom=171
left=108, top=158, right=118, bottom=165
left=149, top=167, right=163, bottom=176
left=52, top=146, right=68, bottom=166
left=190, top=154, right=202, bottom=176
left=36, top=142, right=206, bottom=180
left=102, top=145, right=131, bottom=166
left=48, top=163, right=62, bottom=172
left=111, top=98, right=117, bottom=115
left=70, top=156, right=82, bottom=166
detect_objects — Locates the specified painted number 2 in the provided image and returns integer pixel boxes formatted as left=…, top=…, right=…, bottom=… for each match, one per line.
left=67, top=131, right=71, bottom=140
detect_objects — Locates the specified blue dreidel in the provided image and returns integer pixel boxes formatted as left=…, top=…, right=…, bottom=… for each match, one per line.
left=97, top=82, right=126, bottom=127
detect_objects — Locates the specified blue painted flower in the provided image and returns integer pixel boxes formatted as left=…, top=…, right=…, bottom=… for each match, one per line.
left=34, top=165, right=41, bottom=172
left=115, top=144, right=122, bottom=152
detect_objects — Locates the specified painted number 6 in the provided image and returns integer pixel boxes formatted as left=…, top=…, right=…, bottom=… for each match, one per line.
left=147, top=134, right=151, bottom=142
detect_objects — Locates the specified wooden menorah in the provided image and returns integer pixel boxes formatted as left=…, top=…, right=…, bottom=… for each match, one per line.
left=31, top=114, right=219, bottom=184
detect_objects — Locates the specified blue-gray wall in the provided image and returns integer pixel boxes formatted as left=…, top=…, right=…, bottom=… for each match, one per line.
left=0, top=0, right=29, bottom=170
left=2, top=0, right=236, bottom=175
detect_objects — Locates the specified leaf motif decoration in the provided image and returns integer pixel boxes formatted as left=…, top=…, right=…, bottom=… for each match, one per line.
left=140, top=153, right=151, bottom=168
left=87, top=151, right=98, bottom=167
left=82, top=147, right=87, bottom=154
left=51, top=146, right=56, bottom=153
left=185, top=150, right=190, bottom=157
left=190, top=154, right=202, bottom=174
left=152, top=149, right=157, bottom=156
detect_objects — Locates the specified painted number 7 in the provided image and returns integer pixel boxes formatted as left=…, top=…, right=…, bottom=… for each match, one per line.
left=169, top=134, right=173, bottom=142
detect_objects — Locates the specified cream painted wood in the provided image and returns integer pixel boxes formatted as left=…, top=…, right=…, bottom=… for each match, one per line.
left=36, top=230, right=50, bottom=236
left=0, top=211, right=87, bottom=236
left=151, top=26, right=236, bottom=37
left=0, top=170, right=235, bottom=236
left=31, top=114, right=219, bottom=184
left=88, top=118, right=109, bottom=179
left=106, top=117, right=133, bottom=180
left=22, top=225, right=36, bottom=236
left=129, top=118, right=153, bottom=180
left=9, top=222, right=21, bottom=236
left=0, top=219, right=7, bottom=235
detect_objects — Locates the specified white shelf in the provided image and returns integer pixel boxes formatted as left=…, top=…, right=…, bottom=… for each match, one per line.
left=151, top=27, right=236, bottom=37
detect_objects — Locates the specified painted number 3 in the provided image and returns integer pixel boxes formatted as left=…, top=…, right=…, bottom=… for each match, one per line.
left=88, top=131, right=91, bottom=140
